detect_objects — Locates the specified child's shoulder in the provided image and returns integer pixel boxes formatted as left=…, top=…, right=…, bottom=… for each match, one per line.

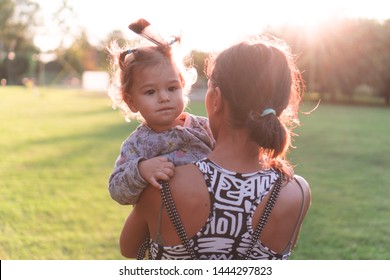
left=186, top=112, right=208, bottom=121
left=184, top=113, right=209, bottom=127
left=124, top=123, right=149, bottom=141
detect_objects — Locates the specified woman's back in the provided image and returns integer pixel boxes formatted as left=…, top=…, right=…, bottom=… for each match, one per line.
left=138, top=158, right=310, bottom=259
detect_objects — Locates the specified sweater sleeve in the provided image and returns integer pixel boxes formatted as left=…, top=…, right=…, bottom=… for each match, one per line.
left=108, top=133, right=148, bottom=205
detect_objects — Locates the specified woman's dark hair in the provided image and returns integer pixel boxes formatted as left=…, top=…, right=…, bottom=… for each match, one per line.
left=206, top=35, right=303, bottom=174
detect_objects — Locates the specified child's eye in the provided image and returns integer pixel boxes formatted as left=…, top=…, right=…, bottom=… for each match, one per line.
left=168, top=86, right=181, bottom=92
left=144, top=89, right=155, bottom=95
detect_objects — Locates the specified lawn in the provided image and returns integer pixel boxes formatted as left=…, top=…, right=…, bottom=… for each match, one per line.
left=0, top=87, right=389, bottom=259
left=0, top=87, right=133, bottom=259
left=288, top=102, right=390, bottom=259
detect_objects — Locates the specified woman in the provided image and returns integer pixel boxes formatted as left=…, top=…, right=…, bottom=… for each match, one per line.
left=119, top=35, right=311, bottom=260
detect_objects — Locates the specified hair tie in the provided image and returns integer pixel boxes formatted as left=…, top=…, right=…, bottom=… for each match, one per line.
left=127, top=49, right=133, bottom=55
left=261, top=108, right=276, bottom=117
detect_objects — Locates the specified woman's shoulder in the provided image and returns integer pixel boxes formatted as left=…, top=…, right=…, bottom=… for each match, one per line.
left=279, top=175, right=311, bottom=212
left=139, top=163, right=207, bottom=206
left=291, top=175, right=311, bottom=199
left=168, top=163, right=210, bottom=205
left=170, top=163, right=205, bottom=190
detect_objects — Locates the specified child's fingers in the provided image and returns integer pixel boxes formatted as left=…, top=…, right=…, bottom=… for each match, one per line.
left=157, top=157, right=169, bottom=162
left=156, top=172, right=171, bottom=182
left=148, top=173, right=171, bottom=189
left=157, top=157, right=175, bottom=169
left=149, top=178, right=162, bottom=189
left=163, top=167, right=175, bottom=178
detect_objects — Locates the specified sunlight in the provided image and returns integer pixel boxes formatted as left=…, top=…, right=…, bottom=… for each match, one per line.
left=265, top=0, right=348, bottom=39
left=33, top=0, right=388, bottom=52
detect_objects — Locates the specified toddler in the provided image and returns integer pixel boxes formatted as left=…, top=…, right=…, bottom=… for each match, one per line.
left=107, top=19, right=214, bottom=205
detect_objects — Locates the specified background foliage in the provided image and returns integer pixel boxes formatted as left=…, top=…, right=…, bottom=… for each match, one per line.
left=1, top=0, right=390, bottom=104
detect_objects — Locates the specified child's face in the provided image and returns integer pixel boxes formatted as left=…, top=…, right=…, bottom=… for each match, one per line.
left=127, top=62, right=185, bottom=132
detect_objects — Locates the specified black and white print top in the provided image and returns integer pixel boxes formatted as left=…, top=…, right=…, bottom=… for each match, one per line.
left=148, top=158, right=291, bottom=260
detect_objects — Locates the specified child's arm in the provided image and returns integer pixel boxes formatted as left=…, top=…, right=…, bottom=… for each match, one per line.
left=108, top=155, right=148, bottom=205
left=108, top=133, right=151, bottom=205
left=108, top=137, right=175, bottom=205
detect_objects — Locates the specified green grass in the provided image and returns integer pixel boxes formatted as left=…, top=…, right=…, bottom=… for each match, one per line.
left=0, top=87, right=134, bottom=259
left=288, top=102, right=390, bottom=259
left=0, top=87, right=389, bottom=259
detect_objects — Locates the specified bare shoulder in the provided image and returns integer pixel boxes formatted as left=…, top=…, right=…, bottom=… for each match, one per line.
left=169, top=163, right=210, bottom=212
left=170, top=164, right=205, bottom=191
left=139, top=163, right=206, bottom=209
left=280, top=175, right=311, bottom=211
left=291, top=175, right=311, bottom=196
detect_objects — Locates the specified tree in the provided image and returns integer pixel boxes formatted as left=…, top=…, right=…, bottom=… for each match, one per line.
left=0, top=0, right=39, bottom=84
left=0, top=0, right=14, bottom=29
left=96, top=30, right=128, bottom=71
left=376, top=20, right=390, bottom=106
left=191, top=50, right=208, bottom=84
left=41, top=0, right=84, bottom=85
left=267, top=18, right=390, bottom=105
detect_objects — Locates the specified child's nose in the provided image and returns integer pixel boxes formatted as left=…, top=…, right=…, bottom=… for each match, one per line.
left=159, top=90, right=170, bottom=102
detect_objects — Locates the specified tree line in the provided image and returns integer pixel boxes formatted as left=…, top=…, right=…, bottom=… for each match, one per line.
left=268, top=18, right=390, bottom=105
left=1, top=0, right=390, bottom=105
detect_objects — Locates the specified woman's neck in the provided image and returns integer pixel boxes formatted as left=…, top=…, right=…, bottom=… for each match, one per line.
left=208, top=126, right=262, bottom=173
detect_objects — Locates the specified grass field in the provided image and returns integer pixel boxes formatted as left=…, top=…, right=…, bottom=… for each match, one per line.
left=0, top=86, right=389, bottom=260
left=290, top=101, right=390, bottom=259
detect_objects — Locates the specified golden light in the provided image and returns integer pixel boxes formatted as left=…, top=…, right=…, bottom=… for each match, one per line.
left=33, top=0, right=388, bottom=52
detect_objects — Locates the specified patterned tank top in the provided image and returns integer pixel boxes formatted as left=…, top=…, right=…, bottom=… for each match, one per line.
left=148, top=158, right=291, bottom=260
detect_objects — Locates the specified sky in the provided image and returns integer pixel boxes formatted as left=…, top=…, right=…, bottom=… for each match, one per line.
left=33, top=0, right=390, bottom=52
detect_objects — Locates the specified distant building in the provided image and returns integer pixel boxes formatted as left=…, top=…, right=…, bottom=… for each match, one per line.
left=82, top=71, right=109, bottom=91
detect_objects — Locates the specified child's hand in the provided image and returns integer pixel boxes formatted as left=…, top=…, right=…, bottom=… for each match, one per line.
left=138, top=157, right=175, bottom=189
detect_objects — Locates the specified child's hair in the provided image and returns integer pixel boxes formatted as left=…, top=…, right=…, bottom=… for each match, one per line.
left=107, top=40, right=197, bottom=122
left=205, top=35, right=303, bottom=176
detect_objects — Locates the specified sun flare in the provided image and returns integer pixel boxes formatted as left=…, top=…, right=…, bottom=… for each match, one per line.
left=33, top=0, right=388, bottom=52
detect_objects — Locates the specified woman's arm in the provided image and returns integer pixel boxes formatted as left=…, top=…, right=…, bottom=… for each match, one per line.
left=119, top=203, right=149, bottom=258
left=288, top=175, right=311, bottom=249
left=119, top=184, right=163, bottom=258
